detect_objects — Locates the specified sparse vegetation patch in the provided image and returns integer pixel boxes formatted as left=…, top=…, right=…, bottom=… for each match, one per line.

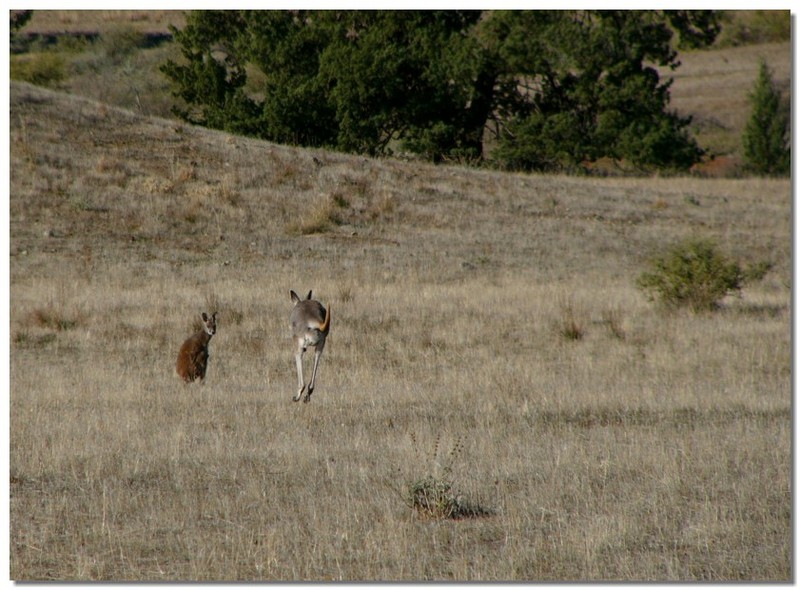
left=10, top=52, right=66, bottom=88
left=287, top=195, right=343, bottom=235
left=29, top=305, right=84, bottom=332
left=408, top=475, right=493, bottom=520
left=406, top=434, right=494, bottom=520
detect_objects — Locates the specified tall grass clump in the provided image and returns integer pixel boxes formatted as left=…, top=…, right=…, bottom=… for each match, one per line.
left=406, top=433, right=493, bottom=520
left=29, top=305, right=85, bottom=332
left=637, top=238, right=743, bottom=312
left=557, top=299, right=587, bottom=341
left=287, top=195, right=345, bottom=235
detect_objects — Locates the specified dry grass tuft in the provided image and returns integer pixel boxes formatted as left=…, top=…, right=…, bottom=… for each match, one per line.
left=600, top=307, right=626, bottom=341
left=556, top=298, right=588, bottom=341
left=286, top=195, right=343, bottom=235
left=408, top=475, right=494, bottom=520
left=28, top=304, right=85, bottom=332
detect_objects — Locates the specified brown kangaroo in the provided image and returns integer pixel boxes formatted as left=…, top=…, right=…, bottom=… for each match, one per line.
left=176, top=312, right=217, bottom=383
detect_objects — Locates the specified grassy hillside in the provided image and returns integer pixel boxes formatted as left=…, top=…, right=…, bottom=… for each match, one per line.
left=9, top=81, right=791, bottom=581
left=19, top=9, right=185, bottom=33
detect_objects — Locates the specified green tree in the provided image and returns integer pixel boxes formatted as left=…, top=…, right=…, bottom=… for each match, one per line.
left=238, top=11, right=339, bottom=147
left=160, top=11, right=263, bottom=136
left=10, top=9, right=33, bottom=54
left=162, top=11, right=487, bottom=158
left=742, top=59, right=790, bottom=176
left=11, top=10, right=33, bottom=32
left=488, top=11, right=710, bottom=172
left=162, top=10, right=719, bottom=171
left=315, top=11, right=486, bottom=159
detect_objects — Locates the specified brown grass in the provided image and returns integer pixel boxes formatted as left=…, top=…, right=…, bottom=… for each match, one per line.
left=8, top=81, right=791, bottom=581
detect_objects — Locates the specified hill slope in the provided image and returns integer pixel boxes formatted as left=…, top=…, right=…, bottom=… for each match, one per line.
left=9, top=81, right=791, bottom=581
left=8, top=81, right=791, bottom=284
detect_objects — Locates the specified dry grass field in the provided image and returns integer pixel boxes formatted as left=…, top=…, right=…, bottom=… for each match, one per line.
left=8, top=79, right=791, bottom=581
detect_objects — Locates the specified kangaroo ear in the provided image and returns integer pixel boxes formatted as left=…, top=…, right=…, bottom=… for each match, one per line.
left=290, top=290, right=301, bottom=304
left=201, top=312, right=209, bottom=322
left=306, top=290, right=313, bottom=300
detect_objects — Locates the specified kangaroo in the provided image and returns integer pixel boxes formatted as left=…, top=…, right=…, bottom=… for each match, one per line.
left=290, top=290, right=331, bottom=403
left=176, top=312, right=217, bottom=383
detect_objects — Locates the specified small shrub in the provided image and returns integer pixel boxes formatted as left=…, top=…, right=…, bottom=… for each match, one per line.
left=10, top=53, right=66, bottom=88
left=684, top=194, right=701, bottom=206
left=98, top=26, right=148, bottom=63
left=601, top=308, right=626, bottom=341
left=409, top=475, right=477, bottom=519
left=10, top=10, right=33, bottom=32
left=13, top=331, right=57, bottom=349
left=287, top=196, right=343, bottom=235
left=54, top=35, right=92, bottom=55
left=330, top=191, right=350, bottom=209
left=406, top=433, right=493, bottom=520
left=716, top=10, right=791, bottom=46
left=637, top=238, right=743, bottom=312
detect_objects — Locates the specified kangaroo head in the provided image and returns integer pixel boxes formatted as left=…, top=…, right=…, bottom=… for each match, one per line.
left=201, top=312, right=217, bottom=336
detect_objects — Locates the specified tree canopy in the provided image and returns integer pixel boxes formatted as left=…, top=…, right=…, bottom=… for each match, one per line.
left=162, top=10, right=720, bottom=172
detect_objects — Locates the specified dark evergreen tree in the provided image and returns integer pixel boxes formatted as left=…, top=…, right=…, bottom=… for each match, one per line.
left=742, top=59, right=790, bottom=176
left=315, top=11, right=486, bottom=159
left=161, top=10, right=720, bottom=172
left=11, top=10, right=33, bottom=32
left=488, top=11, right=708, bottom=172
left=160, top=11, right=263, bottom=136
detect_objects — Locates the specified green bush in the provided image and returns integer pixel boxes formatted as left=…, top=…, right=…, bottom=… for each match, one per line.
left=98, top=26, right=148, bottom=63
left=637, top=238, right=743, bottom=312
left=10, top=52, right=66, bottom=88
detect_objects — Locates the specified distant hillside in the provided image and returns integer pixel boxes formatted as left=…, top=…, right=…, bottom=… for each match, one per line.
left=10, top=79, right=790, bottom=284
left=19, top=9, right=185, bottom=34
